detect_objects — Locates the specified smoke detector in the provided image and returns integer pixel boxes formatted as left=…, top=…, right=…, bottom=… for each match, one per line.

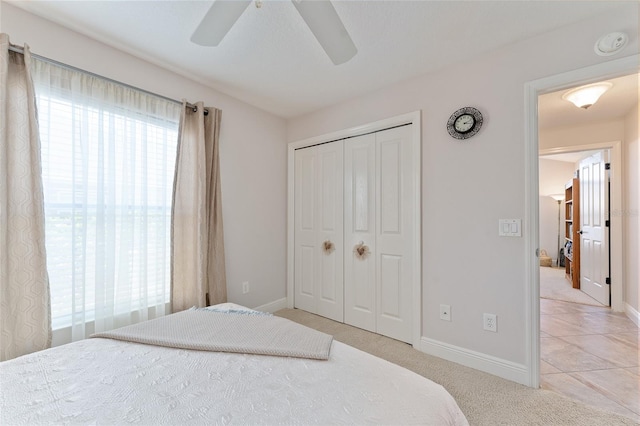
left=594, top=32, right=628, bottom=56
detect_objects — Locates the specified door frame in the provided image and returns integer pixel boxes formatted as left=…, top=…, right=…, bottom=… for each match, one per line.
left=540, top=143, right=622, bottom=309
left=524, top=55, right=638, bottom=388
left=287, top=111, right=422, bottom=347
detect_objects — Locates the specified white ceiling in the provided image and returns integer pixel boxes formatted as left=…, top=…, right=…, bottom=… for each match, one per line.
left=7, top=0, right=637, bottom=119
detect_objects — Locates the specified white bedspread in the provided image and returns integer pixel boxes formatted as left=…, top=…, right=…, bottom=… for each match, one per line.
left=1, top=312, right=468, bottom=425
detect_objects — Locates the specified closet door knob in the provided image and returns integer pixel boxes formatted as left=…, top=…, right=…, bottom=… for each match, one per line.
left=322, top=240, right=335, bottom=254
left=353, top=242, right=370, bottom=259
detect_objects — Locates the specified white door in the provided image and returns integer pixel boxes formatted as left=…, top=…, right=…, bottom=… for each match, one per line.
left=344, top=125, right=414, bottom=342
left=579, top=151, right=610, bottom=306
left=344, top=133, right=377, bottom=332
left=294, top=142, right=344, bottom=321
left=375, top=126, right=415, bottom=343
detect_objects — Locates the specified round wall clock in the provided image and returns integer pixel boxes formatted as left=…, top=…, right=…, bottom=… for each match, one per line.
left=446, top=107, right=483, bottom=140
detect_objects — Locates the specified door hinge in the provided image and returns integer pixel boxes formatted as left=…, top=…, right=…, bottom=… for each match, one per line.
left=605, top=277, right=611, bottom=285
left=605, top=163, right=611, bottom=170
left=605, top=220, right=610, bottom=227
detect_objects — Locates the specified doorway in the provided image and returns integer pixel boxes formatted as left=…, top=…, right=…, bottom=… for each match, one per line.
left=523, top=55, right=639, bottom=390
left=533, top=71, right=638, bottom=420
left=539, top=147, right=614, bottom=308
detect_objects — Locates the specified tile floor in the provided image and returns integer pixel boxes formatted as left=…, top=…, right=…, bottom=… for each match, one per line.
left=540, top=297, right=639, bottom=422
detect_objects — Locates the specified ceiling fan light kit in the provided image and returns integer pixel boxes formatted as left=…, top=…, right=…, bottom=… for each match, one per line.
left=191, top=0, right=357, bottom=65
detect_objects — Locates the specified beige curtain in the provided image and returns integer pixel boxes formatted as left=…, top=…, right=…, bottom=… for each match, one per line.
left=171, top=101, right=227, bottom=311
left=0, top=34, right=51, bottom=361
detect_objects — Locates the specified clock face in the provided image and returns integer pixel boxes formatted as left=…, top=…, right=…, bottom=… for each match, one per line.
left=454, top=114, right=475, bottom=133
left=447, top=107, right=483, bottom=140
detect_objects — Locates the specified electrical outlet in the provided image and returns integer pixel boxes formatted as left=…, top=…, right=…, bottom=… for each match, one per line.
left=440, top=304, right=451, bottom=321
left=242, top=281, right=250, bottom=294
left=483, top=313, right=497, bottom=332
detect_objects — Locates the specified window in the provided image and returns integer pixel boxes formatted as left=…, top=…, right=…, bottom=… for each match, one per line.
left=31, top=59, right=181, bottom=342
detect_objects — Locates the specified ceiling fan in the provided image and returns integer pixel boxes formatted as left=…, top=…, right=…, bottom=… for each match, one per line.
left=191, top=0, right=358, bottom=65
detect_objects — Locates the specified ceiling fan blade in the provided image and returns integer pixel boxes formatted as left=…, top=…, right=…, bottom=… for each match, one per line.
left=291, top=0, right=357, bottom=65
left=191, top=0, right=252, bottom=46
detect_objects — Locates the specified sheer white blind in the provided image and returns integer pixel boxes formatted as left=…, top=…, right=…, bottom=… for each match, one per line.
left=31, top=59, right=181, bottom=343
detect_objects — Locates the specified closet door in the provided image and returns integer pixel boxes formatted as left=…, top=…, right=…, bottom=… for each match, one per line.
left=375, top=125, right=414, bottom=343
left=294, top=142, right=344, bottom=322
left=344, top=133, right=377, bottom=332
left=316, top=142, right=344, bottom=321
left=344, top=126, right=414, bottom=343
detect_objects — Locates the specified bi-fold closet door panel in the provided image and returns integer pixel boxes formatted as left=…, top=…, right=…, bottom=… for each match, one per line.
left=344, top=125, right=414, bottom=343
left=343, top=133, right=377, bottom=332
left=293, top=141, right=344, bottom=322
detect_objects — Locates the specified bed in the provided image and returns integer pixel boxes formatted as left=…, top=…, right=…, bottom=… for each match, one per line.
left=1, top=304, right=468, bottom=425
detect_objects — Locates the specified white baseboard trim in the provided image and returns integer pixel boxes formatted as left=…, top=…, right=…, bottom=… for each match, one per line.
left=625, top=303, right=640, bottom=327
left=254, top=298, right=288, bottom=314
left=419, top=337, right=530, bottom=386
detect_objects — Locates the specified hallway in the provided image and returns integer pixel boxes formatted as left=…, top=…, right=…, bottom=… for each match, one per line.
left=540, top=297, right=639, bottom=422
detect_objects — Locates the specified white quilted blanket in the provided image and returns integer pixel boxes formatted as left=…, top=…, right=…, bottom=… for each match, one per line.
left=91, top=308, right=333, bottom=360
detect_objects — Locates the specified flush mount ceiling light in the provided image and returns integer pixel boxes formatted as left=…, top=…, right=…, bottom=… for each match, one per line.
left=594, top=32, right=628, bottom=56
left=561, top=82, right=613, bottom=109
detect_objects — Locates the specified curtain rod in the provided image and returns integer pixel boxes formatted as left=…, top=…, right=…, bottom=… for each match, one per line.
left=8, top=44, right=208, bottom=115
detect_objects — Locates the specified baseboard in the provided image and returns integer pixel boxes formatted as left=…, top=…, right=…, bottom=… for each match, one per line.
left=625, top=303, right=640, bottom=327
left=254, top=298, right=287, bottom=314
left=419, top=337, right=530, bottom=386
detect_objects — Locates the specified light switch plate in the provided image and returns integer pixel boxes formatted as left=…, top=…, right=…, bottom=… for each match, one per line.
left=498, top=219, right=521, bottom=237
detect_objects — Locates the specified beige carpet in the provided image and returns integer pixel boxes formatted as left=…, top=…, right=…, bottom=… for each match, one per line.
left=275, top=308, right=637, bottom=426
left=540, top=266, right=603, bottom=306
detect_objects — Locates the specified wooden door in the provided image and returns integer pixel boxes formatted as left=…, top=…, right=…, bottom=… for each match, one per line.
left=294, top=142, right=344, bottom=321
left=579, top=151, right=610, bottom=306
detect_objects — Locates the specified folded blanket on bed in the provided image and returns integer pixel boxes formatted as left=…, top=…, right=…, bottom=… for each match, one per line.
left=91, top=309, right=333, bottom=360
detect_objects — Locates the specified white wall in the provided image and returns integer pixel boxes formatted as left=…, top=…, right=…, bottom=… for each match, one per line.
left=539, top=159, right=575, bottom=264
left=1, top=2, right=288, bottom=309
left=286, top=4, right=639, bottom=373
left=624, top=104, right=639, bottom=315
